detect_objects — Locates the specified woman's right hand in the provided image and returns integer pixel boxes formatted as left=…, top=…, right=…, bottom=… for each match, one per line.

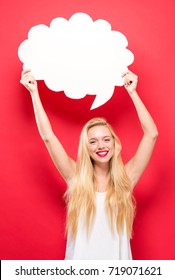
left=20, top=69, right=38, bottom=94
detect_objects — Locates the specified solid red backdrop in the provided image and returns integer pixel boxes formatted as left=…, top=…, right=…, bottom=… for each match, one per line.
left=0, top=0, right=175, bottom=259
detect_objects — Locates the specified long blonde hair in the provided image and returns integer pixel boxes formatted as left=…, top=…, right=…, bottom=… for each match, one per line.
left=64, top=118, right=135, bottom=239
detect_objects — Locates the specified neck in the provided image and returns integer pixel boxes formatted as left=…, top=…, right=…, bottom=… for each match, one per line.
left=94, top=161, right=109, bottom=175
left=93, top=163, right=110, bottom=192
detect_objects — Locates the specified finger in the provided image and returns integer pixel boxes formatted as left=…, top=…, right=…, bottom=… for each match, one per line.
left=21, top=69, right=31, bottom=78
left=20, top=73, right=34, bottom=85
left=123, top=74, right=130, bottom=84
left=121, top=69, right=133, bottom=77
left=121, top=70, right=128, bottom=78
left=22, top=68, right=31, bottom=74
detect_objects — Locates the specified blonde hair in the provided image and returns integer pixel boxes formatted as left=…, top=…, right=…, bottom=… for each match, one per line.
left=64, top=118, right=135, bottom=239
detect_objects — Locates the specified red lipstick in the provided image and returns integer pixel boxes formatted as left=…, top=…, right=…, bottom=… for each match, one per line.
left=96, top=150, right=108, bottom=157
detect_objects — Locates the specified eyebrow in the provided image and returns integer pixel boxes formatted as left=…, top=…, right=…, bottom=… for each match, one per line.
left=89, top=135, right=112, bottom=141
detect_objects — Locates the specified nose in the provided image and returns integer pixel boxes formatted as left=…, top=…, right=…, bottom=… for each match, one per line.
left=98, top=140, right=105, bottom=150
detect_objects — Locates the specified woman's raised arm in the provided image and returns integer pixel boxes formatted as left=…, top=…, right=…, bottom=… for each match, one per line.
left=122, top=70, right=158, bottom=188
left=20, top=69, right=76, bottom=182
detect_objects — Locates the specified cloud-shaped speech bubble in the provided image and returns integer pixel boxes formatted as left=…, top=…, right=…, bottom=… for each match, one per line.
left=18, top=13, right=134, bottom=110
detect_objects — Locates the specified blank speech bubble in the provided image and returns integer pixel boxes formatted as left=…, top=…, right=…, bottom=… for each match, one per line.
left=18, top=13, right=134, bottom=110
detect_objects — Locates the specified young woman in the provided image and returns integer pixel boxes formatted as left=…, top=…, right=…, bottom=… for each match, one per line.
left=20, top=69, right=158, bottom=259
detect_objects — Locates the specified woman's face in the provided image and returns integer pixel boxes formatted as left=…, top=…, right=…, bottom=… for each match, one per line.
left=87, top=125, right=115, bottom=164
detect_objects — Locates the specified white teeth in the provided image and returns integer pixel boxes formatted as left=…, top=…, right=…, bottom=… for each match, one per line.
left=97, top=151, right=108, bottom=156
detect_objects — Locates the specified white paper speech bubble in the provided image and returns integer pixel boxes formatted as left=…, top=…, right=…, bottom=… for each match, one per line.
left=18, top=13, right=134, bottom=109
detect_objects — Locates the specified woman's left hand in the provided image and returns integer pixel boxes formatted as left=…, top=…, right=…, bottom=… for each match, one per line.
left=122, top=70, right=138, bottom=94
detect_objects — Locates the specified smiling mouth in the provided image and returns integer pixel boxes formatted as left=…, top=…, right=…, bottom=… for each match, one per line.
left=96, top=150, right=109, bottom=157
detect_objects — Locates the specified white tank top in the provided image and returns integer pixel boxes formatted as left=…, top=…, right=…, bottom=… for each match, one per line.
left=65, top=192, right=132, bottom=260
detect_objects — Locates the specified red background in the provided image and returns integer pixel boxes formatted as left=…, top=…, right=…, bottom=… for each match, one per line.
left=0, top=0, right=175, bottom=259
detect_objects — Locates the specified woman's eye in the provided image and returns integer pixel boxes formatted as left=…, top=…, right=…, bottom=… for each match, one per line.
left=104, top=138, right=110, bottom=142
left=89, top=140, right=96, bottom=144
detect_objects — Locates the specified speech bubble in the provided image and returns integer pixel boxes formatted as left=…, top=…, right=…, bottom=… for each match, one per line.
left=18, top=13, right=134, bottom=110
